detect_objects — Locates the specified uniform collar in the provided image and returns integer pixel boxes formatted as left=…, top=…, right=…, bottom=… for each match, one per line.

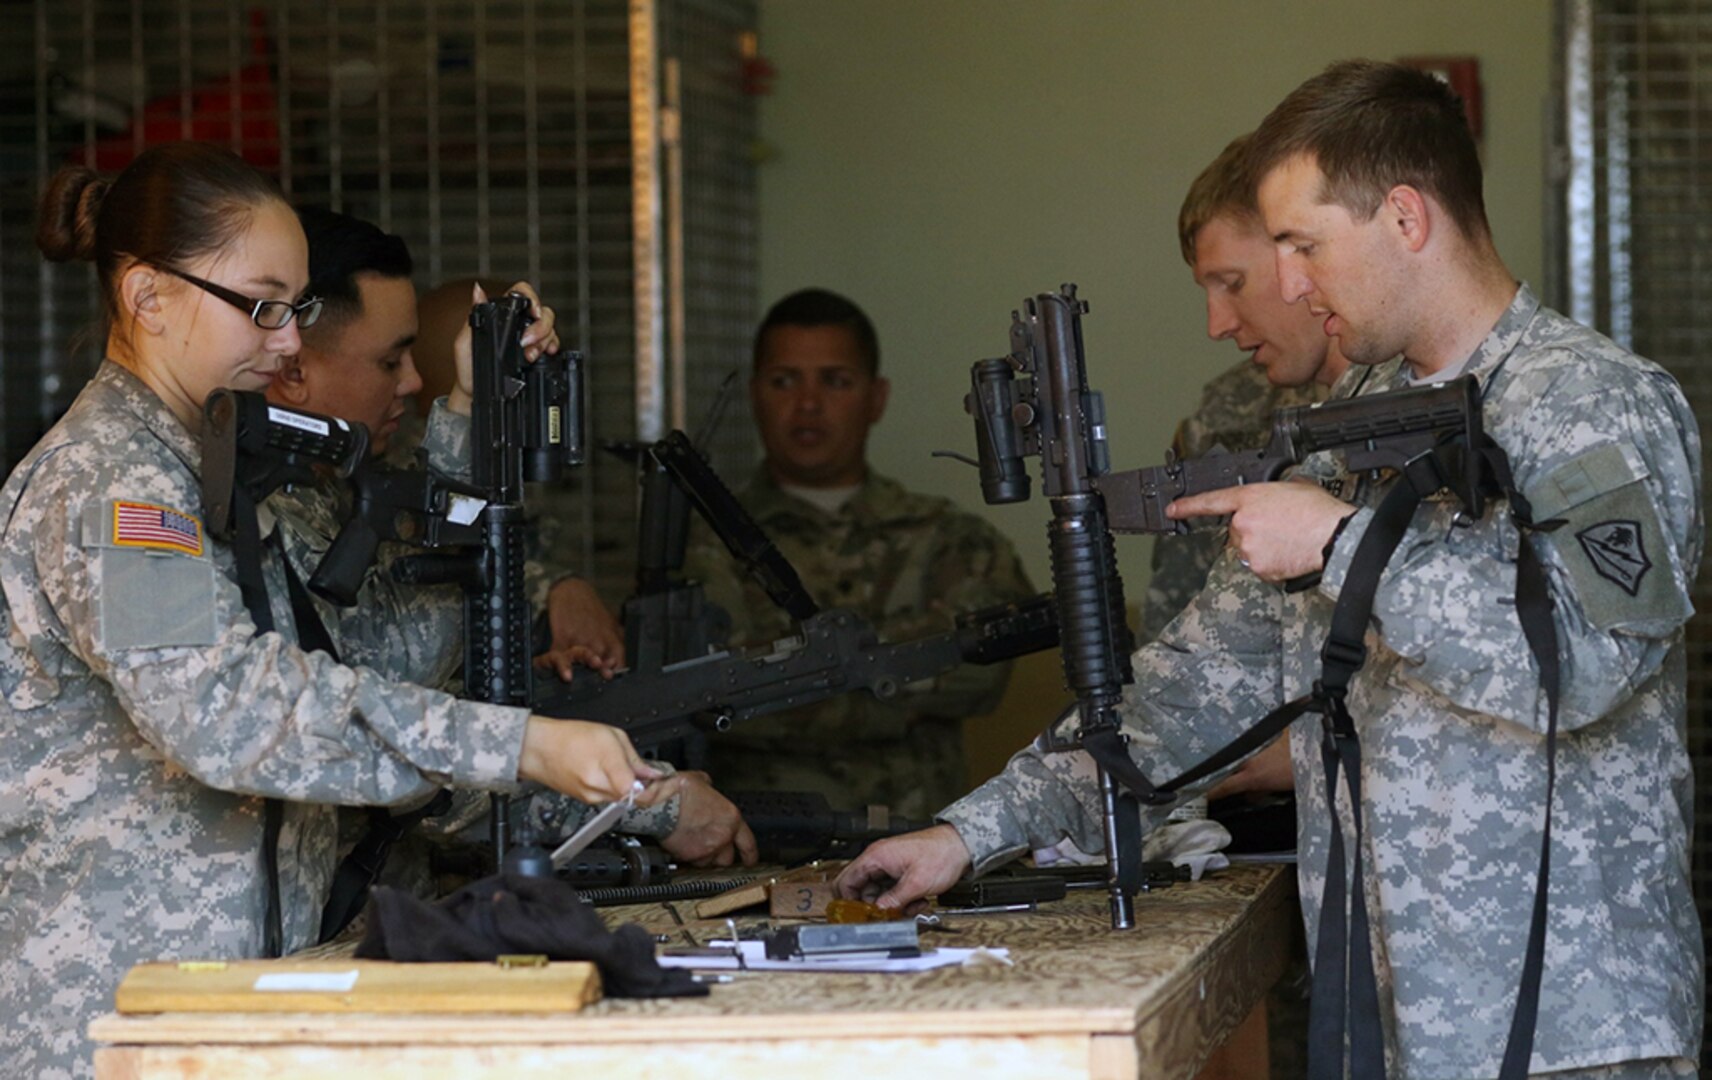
left=90, top=359, right=205, bottom=480
left=1441, top=281, right=1539, bottom=391
left=1364, top=282, right=1541, bottom=396
left=743, top=466, right=910, bottom=527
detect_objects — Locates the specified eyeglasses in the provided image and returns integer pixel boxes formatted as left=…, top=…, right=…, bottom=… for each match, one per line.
left=155, top=264, right=323, bottom=330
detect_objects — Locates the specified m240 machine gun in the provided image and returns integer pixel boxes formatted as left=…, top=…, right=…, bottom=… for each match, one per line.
left=535, top=592, right=1058, bottom=751
left=533, top=424, right=1059, bottom=749
left=960, top=284, right=1485, bottom=930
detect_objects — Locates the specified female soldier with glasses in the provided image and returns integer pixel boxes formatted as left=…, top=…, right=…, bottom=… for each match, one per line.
left=0, top=142, right=661, bottom=1077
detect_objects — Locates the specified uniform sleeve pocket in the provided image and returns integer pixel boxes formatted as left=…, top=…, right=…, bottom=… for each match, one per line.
left=95, top=547, right=219, bottom=650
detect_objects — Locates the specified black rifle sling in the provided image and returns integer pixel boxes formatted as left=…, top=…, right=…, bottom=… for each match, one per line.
left=1301, top=466, right=1431, bottom=1080
left=318, top=787, right=453, bottom=943
left=229, top=484, right=285, bottom=960
left=1081, top=726, right=1169, bottom=805
left=1493, top=449, right=1562, bottom=1080
left=231, top=488, right=438, bottom=954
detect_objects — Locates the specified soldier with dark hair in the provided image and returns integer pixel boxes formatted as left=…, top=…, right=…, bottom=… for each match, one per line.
left=1, top=143, right=662, bottom=1078
left=678, top=287, right=1035, bottom=817
left=263, top=209, right=757, bottom=882
left=272, top=207, right=422, bottom=463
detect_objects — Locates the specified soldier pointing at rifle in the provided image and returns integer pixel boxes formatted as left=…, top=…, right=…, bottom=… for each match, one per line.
left=840, top=61, right=1701, bottom=1080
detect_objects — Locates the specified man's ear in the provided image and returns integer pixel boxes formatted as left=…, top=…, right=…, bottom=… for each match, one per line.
left=272, top=356, right=313, bottom=407
left=117, top=263, right=167, bottom=337
left=1386, top=184, right=1432, bottom=254
left=867, top=375, right=891, bottom=425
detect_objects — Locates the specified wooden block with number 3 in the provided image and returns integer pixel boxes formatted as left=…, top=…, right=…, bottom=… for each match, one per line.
left=768, top=881, right=837, bottom=919
left=695, top=861, right=848, bottom=919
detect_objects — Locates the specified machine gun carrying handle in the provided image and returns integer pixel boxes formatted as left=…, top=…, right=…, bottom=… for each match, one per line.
left=652, top=429, right=820, bottom=623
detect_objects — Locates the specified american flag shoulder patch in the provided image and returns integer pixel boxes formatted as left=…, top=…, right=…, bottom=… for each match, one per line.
left=112, top=500, right=204, bottom=556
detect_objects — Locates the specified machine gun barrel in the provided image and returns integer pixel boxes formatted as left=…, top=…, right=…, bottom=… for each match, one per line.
left=534, top=593, right=1058, bottom=751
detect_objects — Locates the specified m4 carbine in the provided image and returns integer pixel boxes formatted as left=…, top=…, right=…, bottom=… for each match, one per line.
left=1089, top=376, right=1483, bottom=536
left=311, top=293, right=586, bottom=864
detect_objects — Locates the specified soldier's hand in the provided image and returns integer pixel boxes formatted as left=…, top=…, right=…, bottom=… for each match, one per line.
left=447, top=281, right=561, bottom=417
left=651, top=770, right=759, bottom=868
left=518, top=717, right=661, bottom=804
left=534, top=577, right=626, bottom=682
left=834, top=824, right=972, bottom=911
left=1168, top=480, right=1356, bottom=583
left=1206, top=734, right=1295, bottom=800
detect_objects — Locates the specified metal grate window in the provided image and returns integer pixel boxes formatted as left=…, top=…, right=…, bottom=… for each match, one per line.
left=1552, top=0, right=1712, bottom=1020
left=0, top=0, right=758, bottom=597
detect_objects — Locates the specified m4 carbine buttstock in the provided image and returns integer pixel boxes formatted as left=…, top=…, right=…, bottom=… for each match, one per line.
left=1091, top=375, right=1484, bottom=535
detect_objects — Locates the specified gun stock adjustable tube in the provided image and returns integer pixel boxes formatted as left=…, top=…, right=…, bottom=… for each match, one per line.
left=1274, top=375, right=1479, bottom=458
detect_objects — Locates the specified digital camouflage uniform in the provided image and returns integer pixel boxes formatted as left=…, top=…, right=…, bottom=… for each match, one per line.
left=672, top=469, right=1034, bottom=819
left=940, top=287, right=1703, bottom=1078
left=270, top=402, right=680, bottom=902
left=1138, top=358, right=1327, bottom=641
left=0, top=363, right=527, bottom=1078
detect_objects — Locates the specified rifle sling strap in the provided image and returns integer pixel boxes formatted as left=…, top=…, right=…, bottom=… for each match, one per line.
left=231, top=485, right=441, bottom=954
left=229, top=485, right=286, bottom=960
left=1086, top=436, right=1560, bottom=1080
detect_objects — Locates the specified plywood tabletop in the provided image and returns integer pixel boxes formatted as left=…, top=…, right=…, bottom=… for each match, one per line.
left=90, top=862, right=1295, bottom=1051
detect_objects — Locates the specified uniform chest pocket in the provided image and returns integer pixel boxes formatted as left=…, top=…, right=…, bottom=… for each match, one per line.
left=83, top=499, right=220, bottom=651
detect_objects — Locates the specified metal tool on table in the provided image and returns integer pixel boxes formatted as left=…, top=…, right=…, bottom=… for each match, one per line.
left=550, top=781, right=644, bottom=871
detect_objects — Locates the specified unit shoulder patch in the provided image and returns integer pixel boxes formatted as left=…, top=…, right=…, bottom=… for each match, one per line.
left=1574, top=519, right=1651, bottom=597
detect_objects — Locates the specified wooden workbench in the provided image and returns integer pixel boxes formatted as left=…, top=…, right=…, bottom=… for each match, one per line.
left=89, top=861, right=1295, bottom=1080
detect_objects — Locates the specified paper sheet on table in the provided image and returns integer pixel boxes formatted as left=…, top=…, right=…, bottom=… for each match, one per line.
left=656, top=941, right=1010, bottom=973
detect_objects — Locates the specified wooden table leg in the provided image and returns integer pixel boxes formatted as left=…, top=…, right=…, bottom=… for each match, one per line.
left=1191, top=996, right=1269, bottom=1080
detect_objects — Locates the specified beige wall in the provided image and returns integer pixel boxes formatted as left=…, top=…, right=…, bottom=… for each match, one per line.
left=754, top=0, right=1553, bottom=600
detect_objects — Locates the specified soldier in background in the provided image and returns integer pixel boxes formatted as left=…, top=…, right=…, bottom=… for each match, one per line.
left=1161, top=133, right=1351, bottom=805
left=681, top=289, right=1035, bottom=818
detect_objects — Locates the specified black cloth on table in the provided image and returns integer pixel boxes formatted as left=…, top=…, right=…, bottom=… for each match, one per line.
left=354, top=870, right=707, bottom=998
